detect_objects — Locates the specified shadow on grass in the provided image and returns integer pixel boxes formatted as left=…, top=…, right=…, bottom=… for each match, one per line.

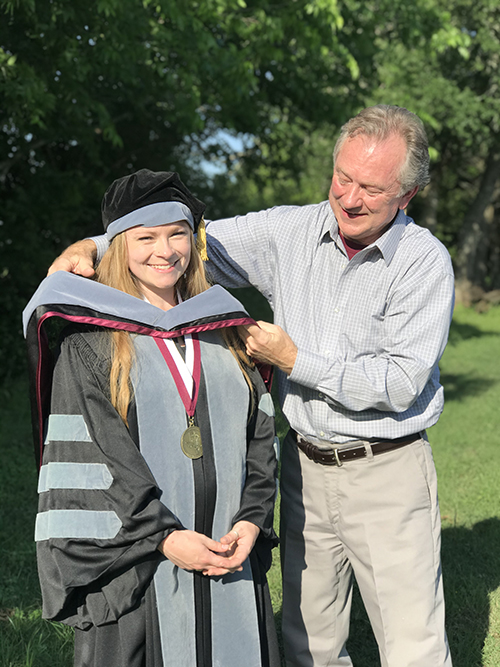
left=441, top=373, right=499, bottom=402
left=274, top=607, right=284, bottom=666
left=441, top=518, right=500, bottom=667
left=346, top=582, right=379, bottom=664
left=448, top=320, right=500, bottom=346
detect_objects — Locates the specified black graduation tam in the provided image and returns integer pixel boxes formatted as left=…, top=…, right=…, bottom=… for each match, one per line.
left=102, top=169, right=206, bottom=240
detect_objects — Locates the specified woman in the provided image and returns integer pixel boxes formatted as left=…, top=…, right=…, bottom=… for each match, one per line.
left=23, top=170, right=279, bottom=667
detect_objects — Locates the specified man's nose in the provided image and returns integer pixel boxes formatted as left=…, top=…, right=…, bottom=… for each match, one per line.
left=342, top=184, right=363, bottom=208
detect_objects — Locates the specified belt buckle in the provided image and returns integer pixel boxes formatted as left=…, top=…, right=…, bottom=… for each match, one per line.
left=333, top=448, right=343, bottom=467
left=332, top=442, right=368, bottom=466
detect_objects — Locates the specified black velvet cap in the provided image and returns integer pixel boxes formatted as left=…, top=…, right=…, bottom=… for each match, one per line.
left=101, top=169, right=206, bottom=234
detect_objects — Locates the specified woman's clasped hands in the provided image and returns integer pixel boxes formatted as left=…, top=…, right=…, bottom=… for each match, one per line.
left=158, top=520, right=260, bottom=577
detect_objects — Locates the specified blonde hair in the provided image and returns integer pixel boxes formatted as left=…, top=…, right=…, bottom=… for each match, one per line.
left=95, top=228, right=253, bottom=424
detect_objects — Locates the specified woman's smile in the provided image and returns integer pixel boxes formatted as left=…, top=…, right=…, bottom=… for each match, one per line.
left=125, top=221, right=192, bottom=309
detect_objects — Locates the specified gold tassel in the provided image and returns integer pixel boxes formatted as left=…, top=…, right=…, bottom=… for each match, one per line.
left=196, top=217, right=208, bottom=261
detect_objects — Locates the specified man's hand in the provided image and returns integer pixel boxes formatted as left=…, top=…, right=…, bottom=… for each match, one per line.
left=47, top=239, right=97, bottom=277
left=158, top=529, right=230, bottom=572
left=238, top=321, right=297, bottom=375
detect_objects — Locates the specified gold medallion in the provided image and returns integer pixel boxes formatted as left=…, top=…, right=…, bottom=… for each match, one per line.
left=181, top=425, right=203, bottom=459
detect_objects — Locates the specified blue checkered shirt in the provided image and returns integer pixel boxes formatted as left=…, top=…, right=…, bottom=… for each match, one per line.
left=205, top=202, right=455, bottom=444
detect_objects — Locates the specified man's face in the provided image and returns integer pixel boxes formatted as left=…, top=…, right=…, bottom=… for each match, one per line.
left=329, top=133, right=418, bottom=246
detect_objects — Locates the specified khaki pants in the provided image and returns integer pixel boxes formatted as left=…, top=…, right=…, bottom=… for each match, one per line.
left=280, top=431, right=452, bottom=667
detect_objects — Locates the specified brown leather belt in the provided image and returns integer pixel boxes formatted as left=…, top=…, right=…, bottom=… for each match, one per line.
left=293, top=430, right=421, bottom=466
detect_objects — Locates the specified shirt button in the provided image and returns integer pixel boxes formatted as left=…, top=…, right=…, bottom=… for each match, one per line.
left=319, top=431, right=325, bottom=437
left=334, top=308, right=339, bottom=313
left=319, top=393, right=324, bottom=399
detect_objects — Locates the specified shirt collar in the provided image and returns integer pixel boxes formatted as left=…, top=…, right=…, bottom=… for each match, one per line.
left=326, top=205, right=410, bottom=265
left=323, top=202, right=339, bottom=241
left=371, top=209, right=409, bottom=265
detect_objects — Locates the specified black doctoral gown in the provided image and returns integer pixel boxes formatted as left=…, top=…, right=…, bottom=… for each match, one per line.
left=23, top=272, right=280, bottom=667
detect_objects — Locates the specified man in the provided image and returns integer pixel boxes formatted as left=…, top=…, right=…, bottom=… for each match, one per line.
left=49, top=105, right=454, bottom=667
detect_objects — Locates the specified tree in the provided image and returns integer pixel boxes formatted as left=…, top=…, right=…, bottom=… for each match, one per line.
left=0, top=0, right=466, bottom=379
left=0, top=0, right=355, bottom=378
left=367, top=0, right=500, bottom=298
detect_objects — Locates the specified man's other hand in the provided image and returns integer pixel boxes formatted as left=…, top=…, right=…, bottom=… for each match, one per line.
left=47, top=239, right=97, bottom=277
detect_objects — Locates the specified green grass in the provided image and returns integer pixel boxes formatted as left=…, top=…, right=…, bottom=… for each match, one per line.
left=431, top=305, right=500, bottom=667
left=1, top=303, right=499, bottom=666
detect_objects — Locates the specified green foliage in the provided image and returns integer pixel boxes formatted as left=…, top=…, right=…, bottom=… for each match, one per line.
left=203, top=130, right=334, bottom=220
left=0, top=0, right=493, bottom=377
left=367, top=0, right=500, bottom=285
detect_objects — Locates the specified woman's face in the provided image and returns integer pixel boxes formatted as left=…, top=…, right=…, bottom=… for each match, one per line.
left=125, top=221, right=191, bottom=310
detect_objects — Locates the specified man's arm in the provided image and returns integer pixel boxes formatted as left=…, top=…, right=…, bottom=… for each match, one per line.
left=208, top=209, right=297, bottom=375
left=290, top=267, right=454, bottom=413
left=205, top=208, right=289, bottom=298
left=244, top=239, right=454, bottom=414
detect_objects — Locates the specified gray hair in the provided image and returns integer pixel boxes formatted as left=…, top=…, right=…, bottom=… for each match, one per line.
left=333, top=105, right=430, bottom=194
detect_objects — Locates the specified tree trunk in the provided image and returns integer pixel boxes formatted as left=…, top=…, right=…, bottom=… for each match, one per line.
left=455, top=147, right=500, bottom=292
left=419, top=171, right=440, bottom=234
left=489, top=213, right=500, bottom=289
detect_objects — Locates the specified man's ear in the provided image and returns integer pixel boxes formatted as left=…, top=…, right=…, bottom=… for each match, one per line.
left=400, top=186, right=419, bottom=210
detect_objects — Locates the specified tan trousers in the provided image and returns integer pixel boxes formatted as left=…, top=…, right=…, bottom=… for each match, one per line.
left=280, top=431, right=452, bottom=667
